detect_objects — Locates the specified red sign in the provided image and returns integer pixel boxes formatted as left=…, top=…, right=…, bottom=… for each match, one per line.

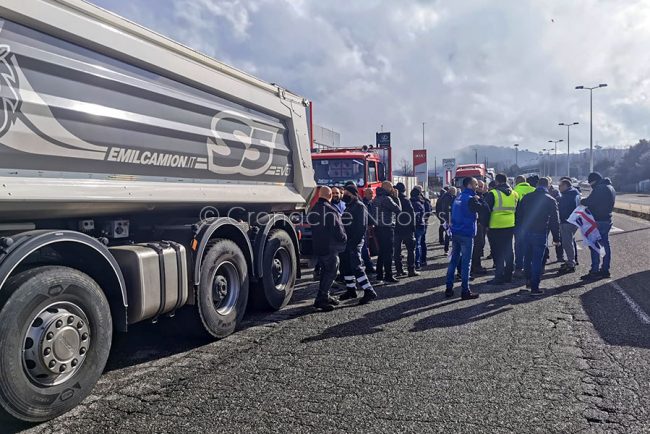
left=413, top=150, right=427, bottom=167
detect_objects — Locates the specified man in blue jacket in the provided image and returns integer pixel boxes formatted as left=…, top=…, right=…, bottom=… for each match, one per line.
left=445, top=177, right=482, bottom=299
left=580, top=172, right=616, bottom=280
left=557, top=179, right=581, bottom=274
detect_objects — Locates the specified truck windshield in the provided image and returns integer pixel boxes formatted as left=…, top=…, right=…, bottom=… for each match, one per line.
left=313, top=158, right=365, bottom=187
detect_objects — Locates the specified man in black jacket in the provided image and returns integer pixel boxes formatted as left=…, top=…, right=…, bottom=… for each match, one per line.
left=580, top=172, right=616, bottom=280
left=308, top=186, right=347, bottom=311
left=394, top=182, right=419, bottom=277
left=372, top=181, right=401, bottom=283
left=339, top=183, right=378, bottom=305
left=436, top=187, right=456, bottom=253
left=361, top=187, right=376, bottom=272
left=472, top=181, right=491, bottom=275
left=558, top=179, right=581, bottom=274
left=516, top=178, right=560, bottom=295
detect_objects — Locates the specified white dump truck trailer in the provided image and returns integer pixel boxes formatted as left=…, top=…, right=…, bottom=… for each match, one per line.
left=0, top=0, right=316, bottom=422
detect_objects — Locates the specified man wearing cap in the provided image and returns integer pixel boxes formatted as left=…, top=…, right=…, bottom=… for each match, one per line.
left=372, top=181, right=401, bottom=283
left=485, top=174, right=519, bottom=284
left=394, top=182, right=419, bottom=277
left=339, top=183, right=378, bottom=304
left=308, top=186, right=347, bottom=311
left=580, top=172, right=616, bottom=280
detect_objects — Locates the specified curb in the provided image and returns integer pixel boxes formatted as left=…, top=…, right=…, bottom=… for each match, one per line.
left=614, top=207, right=650, bottom=221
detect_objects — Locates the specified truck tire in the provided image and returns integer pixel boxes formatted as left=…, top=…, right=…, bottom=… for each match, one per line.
left=0, top=266, right=112, bottom=422
left=197, top=239, right=249, bottom=338
left=253, top=229, right=296, bottom=311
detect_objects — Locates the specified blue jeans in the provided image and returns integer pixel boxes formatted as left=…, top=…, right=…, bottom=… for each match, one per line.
left=446, top=234, right=474, bottom=292
left=590, top=221, right=612, bottom=273
left=514, top=227, right=525, bottom=271
left=524, top=232, right=547, bottom=290
left=414, top=226, right=426, bottom=266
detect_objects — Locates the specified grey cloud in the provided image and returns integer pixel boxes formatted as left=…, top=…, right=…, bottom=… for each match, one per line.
left=92, top=0, right=650, bottom=163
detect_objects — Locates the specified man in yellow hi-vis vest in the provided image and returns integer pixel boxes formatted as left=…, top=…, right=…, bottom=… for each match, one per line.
left=485, top=173, right=520, bottom=284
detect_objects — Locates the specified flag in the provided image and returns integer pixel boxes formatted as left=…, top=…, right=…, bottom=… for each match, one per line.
left=567, top=205, right=604, bottom=257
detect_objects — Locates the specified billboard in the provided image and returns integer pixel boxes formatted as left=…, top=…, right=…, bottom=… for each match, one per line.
left=442, top=158, right=456, bottom=186
left=413, top=149, right=427, bottom=188
left=376, top=132, right=391, bottom=148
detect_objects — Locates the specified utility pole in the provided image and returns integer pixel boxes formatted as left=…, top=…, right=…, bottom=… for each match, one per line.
left=548, top=139, right=563, bottom=178
left=422, top=122, right=425, bottom=150
left=474, top=148, right=478, bottom=164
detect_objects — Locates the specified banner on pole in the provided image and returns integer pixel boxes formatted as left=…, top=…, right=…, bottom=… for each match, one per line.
left=413, top=149, right=427, bottom=187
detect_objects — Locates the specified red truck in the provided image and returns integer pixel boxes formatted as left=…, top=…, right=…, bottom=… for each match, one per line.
left=453, top=163, right=490, bottom=188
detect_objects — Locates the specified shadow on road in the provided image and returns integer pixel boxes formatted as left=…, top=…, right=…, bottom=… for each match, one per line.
left=581, top=271, right=650, bottom=349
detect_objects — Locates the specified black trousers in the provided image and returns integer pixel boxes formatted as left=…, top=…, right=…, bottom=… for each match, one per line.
left=316, top=251, right=339, bottom=302
left=376, top=226, right=395, bottom=279
left=472, top=224, right=486, bottom=270
left=341, top=245, right=374, bottom=293
left=394, top=231, right=416, bottom=272
left=487, top=227, right=514, bottom=280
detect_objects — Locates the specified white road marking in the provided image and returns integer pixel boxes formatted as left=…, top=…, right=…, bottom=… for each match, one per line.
left=610, top=226, right=624, bottom=233
left=609, top=280, right=650, bottom=325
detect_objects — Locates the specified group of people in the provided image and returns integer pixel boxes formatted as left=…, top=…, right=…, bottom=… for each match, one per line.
left=439, top=171, right=616, bottom=298
left=308, top=171, right=616, bottom=310
left=309, top=181, right=431, bottom=311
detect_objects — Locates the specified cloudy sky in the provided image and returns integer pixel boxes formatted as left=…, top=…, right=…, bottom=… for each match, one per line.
left=92, top=0, right=650, bottom=162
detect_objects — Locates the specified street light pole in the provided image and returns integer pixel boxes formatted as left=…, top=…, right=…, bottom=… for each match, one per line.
left=559, top=122, right=579, bottom=178
left=422, top=122, right=426, bottom=150
left=575, top=83, right=607, bottom=174
left=548, top=139, right=563, bottom=178
left=514, top=143, right=519, bottom=167
left=474, top=148, right=478, bottom=164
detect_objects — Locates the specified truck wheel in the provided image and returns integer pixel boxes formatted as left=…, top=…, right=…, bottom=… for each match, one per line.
left=253, top=229, right=296, bottom=311
left=0, top=266, right=112, bottom=422
left=197, top=239, right=249, bottom=338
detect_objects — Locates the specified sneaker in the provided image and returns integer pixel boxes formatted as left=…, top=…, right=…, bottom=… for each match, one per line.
left=313, top=300, right=335, bottom=311
left=558, top=265, right=576, bottom=274
left=395, top=270, right=407, bottom=278
left=384, top=276, right=399, bottom=284
left=327, top=296, right=341, bottom=306
left=530, top=288, right=544, bottom=296
left=513, top=269, right=525, bottom=279
left=461, top=291, right=479, bottom=300
left=599, top=270, right=611, bottom=279
left=358, top=290, right=378, bottom=305
left=338, top=290, right=357, bottom=301
left=408, top=270, right=421, bottom=277
left=365, top=265, right=376, bottom=274
left=445, top=288, right=454, bottom=298
left=580, top=271, right=602, bottom=281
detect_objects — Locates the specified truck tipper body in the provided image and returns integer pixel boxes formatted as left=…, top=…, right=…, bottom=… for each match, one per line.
left=0, top=0, right=315, bottom=422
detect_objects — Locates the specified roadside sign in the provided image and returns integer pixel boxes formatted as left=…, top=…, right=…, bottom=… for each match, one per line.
left=413, top=150, right=427, bottom=188
left=376, top=132, right=391, bottom=148
left=442, top=158, right=456, bottom=171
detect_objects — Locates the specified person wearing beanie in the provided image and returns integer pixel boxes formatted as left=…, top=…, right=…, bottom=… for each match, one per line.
left=338, top=183, right=378, bottom=305
left=580, top=172, right=616, bottom=280
left=394, top=182, right=419, bottom=277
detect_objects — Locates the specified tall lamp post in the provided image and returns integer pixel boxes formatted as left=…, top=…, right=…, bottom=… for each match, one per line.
left=575, top=83, right=607, bottom=173
left=558, top=122, right=579, bottom=177
left=514, top=143, right=519, bottom=167
left=548, top=139, right=563, bottom=178
left=422, top=122, right=426, bottom=150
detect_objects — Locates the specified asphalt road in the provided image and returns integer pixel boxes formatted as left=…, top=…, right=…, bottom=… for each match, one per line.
left=616, top=193, right=650, bottom=206
left=4, top=213, right=650, bottom=433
